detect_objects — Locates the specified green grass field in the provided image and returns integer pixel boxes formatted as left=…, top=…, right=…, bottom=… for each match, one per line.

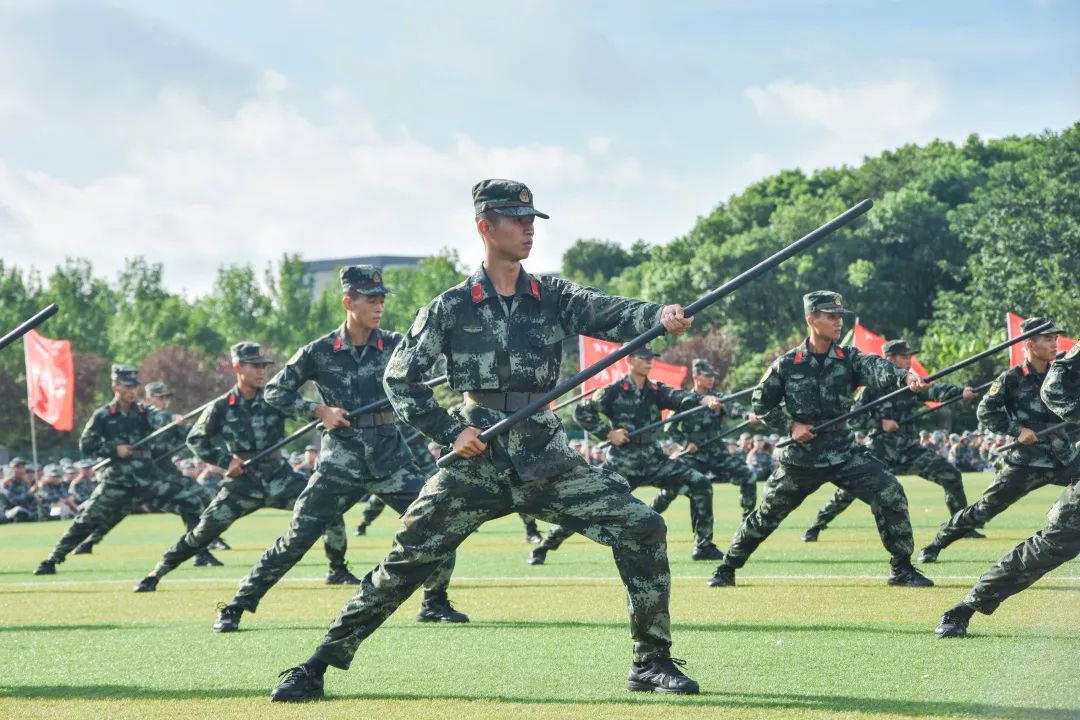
left=2, top=473, right=1078, bottom=719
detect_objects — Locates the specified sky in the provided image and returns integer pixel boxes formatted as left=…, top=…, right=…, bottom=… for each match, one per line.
left=0, top=0, right=1077, bottom=296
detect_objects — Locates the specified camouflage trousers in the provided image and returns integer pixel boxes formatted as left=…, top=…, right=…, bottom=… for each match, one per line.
left=229, top=459, right=454, bottom=612
left=808, top=448, right=967, bottom=532
left=965, top=479, right=1080, bottom=614
left=86, top=464, right=208, bottom=546
left=356, top=495, right=387, bottom=530
left=312, top=459, right=671, bottom=670
left=652, top=451, right=755, bottom=519
left=152, top=463, right=348, bottom=577
left=927, top=456, right=1080, bottom=552
left=46, top=467, right=205, bottom=563
left=538, top=445, right=713, bottom=553
left=725, top=452, right=915, bottom=569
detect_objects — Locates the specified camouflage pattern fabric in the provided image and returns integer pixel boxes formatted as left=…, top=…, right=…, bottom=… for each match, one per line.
left=949, top=442, right=979, bottom=471
left=226, top=324, right=453, bottom=612
left=358, top=495, right=386, bottom=527
left=307, top=266, right=676, bottom=670
left=669, top=399, right=756, bottom=516
left=1042, top=345, right=1080, bottom=422
left=746, top=450, right=774, bottom=482
left=852, top=380, right=965, bottom=466
left=980, top=361, right=1078, bottom=469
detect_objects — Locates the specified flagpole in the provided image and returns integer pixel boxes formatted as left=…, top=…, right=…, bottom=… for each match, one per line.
left=27, top=398, right=39, bottom=478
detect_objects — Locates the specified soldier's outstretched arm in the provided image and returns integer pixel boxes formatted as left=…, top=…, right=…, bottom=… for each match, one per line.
left=751, top=361, right=790, bottom=435
left=660, top=384, right=702, bottom=413
left=977, top=371, right=1020, bottom=436
left=1042, top=349, right=1080, bottom=422
left=264, top=344, right=319, bottom=419
left=851, top=348, right=912, bottom=392
left=186, top=401, right=231, bottom=469
left=552, top=278, right=663, bottom=341
left=574, top=389, right=613, bottom=440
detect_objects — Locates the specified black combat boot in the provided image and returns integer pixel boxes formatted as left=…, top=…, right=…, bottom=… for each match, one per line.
left=325, top=566, right=361, bottom=585
left=802, top=527, right=821, bottom=542
left=707, top=564, right=735, bottom=587
left=213, top=603, right=243, bottom=632
left=888, top=560, right=934, bottom=587
left=935, top=602, right=974, bottom=638
left=73, top=541, right=94, bottom=555
left=627, top=657, right=700, bottom=694
left=270, top=665, right=325, bottom=702
left=33, top=559, right=56, bottom=576
left=208, top=537, right=231, bottom=550
left=918, top=545, right=940, bottom=563
left=691, top=543, right=724, bottom=561
left=133, top=575, right=159, bottom=593
left=524, top=521, right=542, bottom=544
left=416, top=593, right=469, bottom=623
left=528, top=548, right=547, bottom=565
left=194, top=549, right=223, bottom=567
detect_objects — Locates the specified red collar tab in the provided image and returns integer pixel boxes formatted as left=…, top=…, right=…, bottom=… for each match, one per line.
left=529, top=278, right=541, bottom=300
left=227, top=392, right=238, bottom=406
left=647, top=380, right=657, bottom=391
left=332, top=335, right=343, bottom=352
left=376, top=335, right=384, bottom=352
left=470, top=283, right=483, bottom=304
left=834, top=347, right=846, bottom=360
left=108, top=404, right=118, bottom=415
left=622, top=380, right=630, bottom=391
left=794, top=350, right=804, bottom=364
left=1021, top=363, right=1032, bottom=376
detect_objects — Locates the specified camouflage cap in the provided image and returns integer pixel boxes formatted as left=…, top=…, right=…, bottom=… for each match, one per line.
left=1019, top=316, right=1065, bottom=336
left=145, top=382, right=172, bottom=398
left=472, top=179, right=550, bottom=219
left=962, top=430, right=973, bottom=440
left=231, top=341, right=273, bottom=366
left=803, top=290, right=852, bottom=316
left=692, top=358, right=718, bottom=377
left=304, top=444, right=318, bottom=452
left=949, top=433, right=960, bottom=442
left=630, top=345, right=658, bottom=360
left=41, top=463, right=61, bottom=478
left=62, top=464, right=76, bottom=475
left=738, top=432, right=752, bottom=440
left=111, top=364, right=140, bottom=386
left=75, top=459, right=94, bottom=469
left=753, top=434, right=765, bottom=441
left=919, top=430, right=930, bottom=438
left=9, top=457, right=26, bottom=466
left=340, top=265, right=390, bottom=296
left=882, top=339, right=916, bottom=356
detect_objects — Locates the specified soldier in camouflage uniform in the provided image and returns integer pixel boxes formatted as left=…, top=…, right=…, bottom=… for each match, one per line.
left=133, top=343, right=353, bottom=593
left=73, top=381, right=219, bottom=561
left=654, top=358, right=759, bottom=519
left=270, top=179, right=700, bottom=702
left=746, top=435, right=774, bottom=484
left=69, top=460, right=97, bottom=508
left=801, top=339, right=979, bottom=542
left=949, top=431, right=979, bottom=471
left=528, top=349, right=725, bottom=564
left=709, top=292, right=934, bottom=589
left=936, top=340, right=1080, bottom=637
left=34, top=366, right=207, bottom=575
left=214, top=266, right=466, bottom=634
left=919, top=318, right=1080, bottom=563
left=353, top=426, right=432, bottom=536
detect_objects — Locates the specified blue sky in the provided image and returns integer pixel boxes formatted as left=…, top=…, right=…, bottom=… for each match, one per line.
left=1, top=0, right=1076, bottom=295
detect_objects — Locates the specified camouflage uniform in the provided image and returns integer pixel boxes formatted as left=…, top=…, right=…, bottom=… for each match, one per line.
left=716, top=292, right=922, bottom=580
left=949, top=437, right=979, bottom=472
left=961, top=343, right=1080, bottom=615
left=308, top=260, right=675, bottom=671
left=746, top=446, right=774, bottom=484
left=922, top=348, right=1080, bottom=557
left=532, top=371, right=715, bottom=555
left=225, top=303, right=456, bottom=615
left=149, top=363, right=349, bottom=578
left=355, top=426, right=435, bottom=533
left=806, top=356, right=969, bottom=533
left=41, top=366, right=204, bottom=566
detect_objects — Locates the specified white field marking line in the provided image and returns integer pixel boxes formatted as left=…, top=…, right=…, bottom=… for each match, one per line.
left=3, top=574, right=1080, bottom=589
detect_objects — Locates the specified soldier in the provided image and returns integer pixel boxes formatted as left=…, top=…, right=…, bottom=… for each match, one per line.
left=746, top=435, right=774, bottom=484
left=133, top=342, right=355, bottom=593
left=69, top=460, right=97, bottom=509
left=34, top=365, right=207, bottom=575
left=212, top=266, right=467, bottom=634
left=2, top=458, right=38, bottom=522
left=298, top=445, right=318, bottom=479
left=919, top=318, right=1079, bottom=563
left=36, top=464, right=78, bottom=519
left=936, top=340, right=1080, bottom=637
left=801, top=339, right=979, bottom=542
left=653, top=358, right=760, bottom=520
left=269, top=179, right=700, bottom=702
left=528, top=348, right=724, bottom=565
left=72, top=381, right=219, bottom=562
left=353, top=426, right=432, bottom=536
left=708, top=291, right=934, bottom=589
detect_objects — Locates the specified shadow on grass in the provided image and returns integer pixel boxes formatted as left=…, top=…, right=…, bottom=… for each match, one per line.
left=2, top=685, right=1076, bottom=718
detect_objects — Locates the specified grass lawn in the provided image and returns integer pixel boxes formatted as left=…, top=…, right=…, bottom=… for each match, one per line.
left=1, top=472, right=1077, bottom=719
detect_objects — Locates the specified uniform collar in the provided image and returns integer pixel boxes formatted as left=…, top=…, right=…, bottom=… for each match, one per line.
left=620, top=374, right=656, bottom=392
left=332, top=324, right=385, bottom=353
left=1021, top=360, right=1047, bottom=379
left=228, top=385, right=263, bottom=406
left=108, top=401, right=145, bottom=415
left=795, top=338, right=846, bottom=364
left=467, top=264, right=542, bottom=305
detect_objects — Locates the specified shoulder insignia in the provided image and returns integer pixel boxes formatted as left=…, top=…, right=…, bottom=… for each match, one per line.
left=1066, top=344, right=1080, bottom=360
left=470, top=283, right=483, bottom=304
left=987, top=380, right=1002, bottom=397
left=409, top=305, right=430, bottom=338
left=529, top=278, right=541, bottom=300
left=834, top=347, right=846, bottom=360
left=332, top=335, right=343, bottom=352
left=108, top=404, right=117, bottom=415
left=794, top=350, right=804, bottom=364
left=227, top=393, right=238, bottom=407
left=622, top=380, right=630, bottom=392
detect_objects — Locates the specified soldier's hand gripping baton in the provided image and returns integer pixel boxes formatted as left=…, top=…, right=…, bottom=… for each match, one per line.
left=92, top=400, right=215, bottom=472
left=776, top=321, right=1055, bottom=449
left=595, top=386, right=754, bottom=450
left=242, top=375, right=448, bottom=468
left=437, top=198, right=874, bottom=469
left=0, top=304, right=59, bottom=351
left=992, top=421, right=1077, bottom=456
left=897, top=380, right=992, bottom=425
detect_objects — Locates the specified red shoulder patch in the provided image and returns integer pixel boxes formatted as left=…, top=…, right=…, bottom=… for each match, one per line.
left=530, top=278, right=541, bottom=300
left=622, top=381, right=630, bottom=391
left=1021, top=364, right=1031, bottom=376
left=794, top=350, right=804, bottom=364
left=108, top=404, right=117, bottom=415
left=227, top=393, right=238, bottom=406
left=377, top=336, right=385, bottom=352
left=332, top=336, right=343, bottom=352
left=834, top=347, right=846, bottom=360
left=471, top=283, right=483, bottom=304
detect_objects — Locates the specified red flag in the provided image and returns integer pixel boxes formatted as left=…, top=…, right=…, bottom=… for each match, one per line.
left=851, top=321, right=928, bottom=376
left=1007, top=313, right=1077, bottom=368
left=577, top=336, right=688, bottom=394
left=23, top=329, right=75, bottom=431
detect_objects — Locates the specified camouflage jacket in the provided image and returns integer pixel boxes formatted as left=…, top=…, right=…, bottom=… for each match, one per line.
left=385, top=264, right=663, bottom=482
left=1042, top=346, right=1080, bottom=423
left=36, top=482, right=70, bottom=504
left=265, top=323, right=411, bottom=478
left=948, top=443, right=976, bottom=468
left=575, top=375, right=699, bottom=456
left=187, top=385, right=289, bottom=472
left=752, top=339, right=909, bottom=468
left=668, top=397, right=739, bottom=460
left=854, top=380, right=964, bottom=465
left=2, top=478, right=36, bottom=506
left=70, top=478, right=96, bottom=503
left=979, top=360, right=1078, bottom=468
left=80, top=401, right=174, bottom=474
left=746, top=449, right=774, bottom=475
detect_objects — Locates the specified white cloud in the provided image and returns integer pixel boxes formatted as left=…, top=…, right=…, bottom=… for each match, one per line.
left=587, top=136, right=612, bottom=155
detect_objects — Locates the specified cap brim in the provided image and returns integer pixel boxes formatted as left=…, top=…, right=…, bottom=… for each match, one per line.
left=115, top=379, right=140, bottom=386
left=817, top=307, right=855, bottom=315
left=345, top=286, right=391, bottom=296
left=492, top=206, right=550, bottom=220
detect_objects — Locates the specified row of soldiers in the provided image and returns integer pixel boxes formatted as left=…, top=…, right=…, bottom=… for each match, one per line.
left=23, top=179, right=1079, bottom=702
left=1, top=457, right=96, bottom=522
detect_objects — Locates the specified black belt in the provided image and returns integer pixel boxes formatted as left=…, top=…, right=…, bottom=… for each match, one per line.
left=465, top=391, right=546, bottom=413
left=351, top=409, right=397, bottom=428
left=796, top=420, right=848, bottom=434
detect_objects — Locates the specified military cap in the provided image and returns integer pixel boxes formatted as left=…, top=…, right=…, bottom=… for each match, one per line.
left=768, top=434, right=780, bottom=443
left=62, top=464, right=76, bottom=474
left=340, top=265, right=390, bottom=296
left=10, top=456, right=26, bottom=467
left=919, top=430, right=930, bottom=438
left=41, top=463, right=61, bottom=478
left=961, top=431, right=973, bottom=440
left=288, top=453, right=303, bottom=464
left=304, top=444, right=318, bottom=452
left=75, top=459, right=94, bottom=469
left=111, top=364, right=140, bottom=386
left=230, top=341, right=274, bottom=366
left=1019, top=316, right=1065, bottom=336
left=949, top=433, right=960, bottom=442
left=803, top=290, right=852, bottom=316
left=630, top=345, right=658, bottom=360
left=932, top=431, right=944, bottom=440
left=472, top=179, right=550, bottom=219
left=692, top=358, right=718, bottom=377
left=753, top=434, right=765, bottom=441
left=145, top=382, right=172, bottom=398
left=738, top=433, right=752, bottom=441
left=882, top=339, right=916, bottom=356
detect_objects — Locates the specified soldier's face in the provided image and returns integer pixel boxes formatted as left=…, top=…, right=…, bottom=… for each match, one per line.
left=147, top=396, right=171, bottom=410
left=694, top=374, right=716, bottom=392
left=888, top=354, right=913, bottom=370
left=236, top=363, right=269, bottom=389
left=1026, top=334, right=1059, bottom=362
left=481, top=215, right=535, bottom=261
left=344, top=293, right=385, bottom=330
left=807, top=312, right=843, bottom=341
left=627, top=356, right=653, bottom=378
left=113, top=383, right=138, bottom=404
